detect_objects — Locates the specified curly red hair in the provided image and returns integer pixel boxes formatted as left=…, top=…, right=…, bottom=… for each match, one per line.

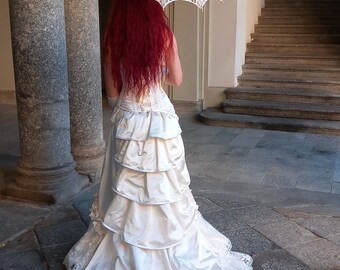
left=104, top=0, right=173, bottom=97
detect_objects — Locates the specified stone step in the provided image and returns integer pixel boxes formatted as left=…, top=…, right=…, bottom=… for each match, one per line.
left=255, top=25, right=340, bottom=34
left=225, top=87, right=340, bottom=105
left=265, top=1, right=340, bottom=8
left=266, top=0, right=340, bottom=2
left=242, top=64, right=340, bottom=79
left=258, top=16, right=340, bottom=25
left=247, top=43, right=340, bottom=55
left=245, top=53, right=340, bottom=66
left=261, top=7, right=340, bottom=16
left=251, top=33, right=340, bottom=44
left=212, top=0, right=340, bottom=134
left=238, top=75, right=340, bottom=91
left=222, top=99, right=340, bottom=121
left=200, top=107, right=340, bottom=136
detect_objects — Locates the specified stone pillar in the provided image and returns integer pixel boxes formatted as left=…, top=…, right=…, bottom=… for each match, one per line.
left=64, top=0, right=105, bottom=182
left=7, top=0, right=88, bottom=203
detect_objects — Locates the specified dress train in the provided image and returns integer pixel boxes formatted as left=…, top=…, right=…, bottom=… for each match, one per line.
left=63, top=85, right=253, bottom=270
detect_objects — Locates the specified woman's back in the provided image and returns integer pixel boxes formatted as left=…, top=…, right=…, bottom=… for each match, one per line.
left=119, top=84, right=174, bottom=113
left=104, top=0, right=180, bottom=99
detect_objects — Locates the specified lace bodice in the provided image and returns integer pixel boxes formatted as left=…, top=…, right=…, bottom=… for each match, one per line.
left=118, top=83, right=175, bottom=114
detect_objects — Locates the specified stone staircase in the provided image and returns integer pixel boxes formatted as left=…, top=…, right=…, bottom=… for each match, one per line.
left=200, top=0, right=340, bottom=135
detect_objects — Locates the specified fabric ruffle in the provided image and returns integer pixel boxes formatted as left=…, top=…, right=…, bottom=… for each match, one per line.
left=85, top=214, right=252, bottom=270
left=114, top=136, right=185, bottom=172
left=113, top=159, right=190, bottom=204
left=112, top=108, right=182, bottom=141
left=102, top=188, right=198, bottom=249
left=64, top=86, right=253, bottom=270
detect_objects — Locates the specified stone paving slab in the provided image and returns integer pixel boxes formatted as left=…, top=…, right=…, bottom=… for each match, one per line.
left=296, top=171, right=333, bottom=193
left=203, top=205, right=286, bottom=233
left=35, top=219, right=87, bottom=248
left=71, top=183, right=98, bottom=226
left=192, top=160, right=233, bottom=180
left=214, top=145, right=251, bottom=161
left=327, top=234, right=340, bottom=247
left=209, top=198, right=255, bottom=211
left=196, top=197, right=280, bottom=258
left=195, top=197, right=223, bottom=214
left=227, top=205, right=287, bottom=227
left=227, top=169, right=266, bottom=185
left=229, top=130, right=264, bottom=148
left=239, top=161, right=274, bottom=177
left=334, top=168, right=340, bottom=183
left=268, top=156, right=302, bottom=175
left=254, top=137, right=287, bottom=153
left=0, top=250, right=47, bottom=270
left=179, top=117, right=340, bottom=196
left=179, top=117, right=204, bottom=132
left=300, top=158, right=335, bottom=174
left=332, top=182, right=340, bottom=195
left=0, top=230, right=39, bottom=256
left=41, top=243, right=73, bottom=270
left=182, top=142, right=197, bottom=158
left=203, top=210, right=249, bottom=232
left=252, top=249, right=311, bottom=270
left=274, top=208, right=340, bottom=246
left=295, top=216, right=340, bottom=239
left=253, top=216, right=340, bottom=269
left=0, top=200, right=50, bottom=243
left=223, top=227, right=279, bottom=256
left=273, top=208, right=320, bottom=220
left=286, top=239, right=340, bottom=270
left=254, top=220, right=319, bottom=249
left=261, top=173, right=298, bottom=188
left=192, top=176, right=340, bottom=217
left=34, top=205, right=80, bottom=229
left=277, top=207, right=340, bottom=248
left=207, top=129, right=239, bottom=145
left=186, top=159, right=210, bottom=177
left=185, top=143, right=226, bottom=163
left=181, top=125, right=223, bottom=144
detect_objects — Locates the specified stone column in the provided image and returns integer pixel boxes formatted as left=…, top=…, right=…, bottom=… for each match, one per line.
left=64, top=0, right=105, bottom=182
left=7, top=0, right=88, bottom=203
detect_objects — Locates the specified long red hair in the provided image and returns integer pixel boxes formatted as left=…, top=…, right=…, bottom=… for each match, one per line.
left=104, top=0, right=173, bottom=97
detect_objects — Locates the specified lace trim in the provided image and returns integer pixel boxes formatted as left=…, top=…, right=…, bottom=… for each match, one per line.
left=89, top=197, right=106, bottom=237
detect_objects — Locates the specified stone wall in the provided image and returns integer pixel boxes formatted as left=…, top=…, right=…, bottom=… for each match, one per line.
left=0, top=0, right=15, bottom=104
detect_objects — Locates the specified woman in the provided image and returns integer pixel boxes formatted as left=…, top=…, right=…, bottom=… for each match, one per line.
left=64, top=0, right=253, bottom=269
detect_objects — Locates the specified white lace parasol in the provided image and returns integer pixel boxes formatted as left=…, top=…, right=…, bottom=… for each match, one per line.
left=156, top=0, right=222, bottom=9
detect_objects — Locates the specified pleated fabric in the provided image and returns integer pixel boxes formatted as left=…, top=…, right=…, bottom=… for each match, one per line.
left=63, top=85, right=253, bottom=270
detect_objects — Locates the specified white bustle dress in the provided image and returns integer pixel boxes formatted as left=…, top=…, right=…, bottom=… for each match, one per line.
left=63, top=81, right=253, bottom=270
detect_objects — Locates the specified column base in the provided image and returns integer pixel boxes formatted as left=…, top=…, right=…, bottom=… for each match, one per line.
left=6, top=163, right=89, bottom=204
left=72, top=144, right=105, bottom=182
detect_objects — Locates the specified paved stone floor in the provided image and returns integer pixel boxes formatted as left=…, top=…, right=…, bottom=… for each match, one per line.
left=1, top=104, right=340, bottom=269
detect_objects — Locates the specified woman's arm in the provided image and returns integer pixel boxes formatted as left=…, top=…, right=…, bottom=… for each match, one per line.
left=164, top=35, right=183, bottom=87
left=104, top=49, right=120, bottom=99
left=104, top=49, right=120, bottom=109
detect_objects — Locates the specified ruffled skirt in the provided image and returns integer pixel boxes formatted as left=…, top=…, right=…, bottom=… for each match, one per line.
left=63, top=91, right=253, bottom=270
